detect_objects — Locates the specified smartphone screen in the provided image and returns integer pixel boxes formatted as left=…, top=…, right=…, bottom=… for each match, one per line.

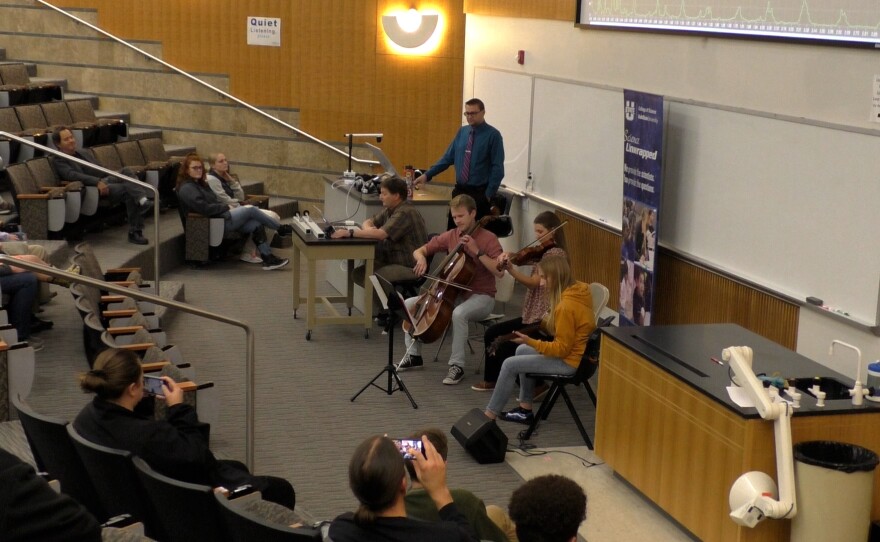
left=391, top=438, right=424, bottom=460
left=143, top=375, right=165, bottom=396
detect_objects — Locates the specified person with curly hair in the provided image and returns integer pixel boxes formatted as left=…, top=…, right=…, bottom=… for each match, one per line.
left=508, top=474, right=587, bottom=542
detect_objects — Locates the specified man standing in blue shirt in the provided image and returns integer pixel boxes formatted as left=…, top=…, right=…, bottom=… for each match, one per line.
left=414, top=99, right=504, bottom=228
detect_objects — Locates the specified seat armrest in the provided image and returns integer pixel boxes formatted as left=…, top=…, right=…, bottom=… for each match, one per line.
left=141, top=361, right=170, bottom=372
left=107, top=326, right=144, bottom=335
left=103, top=309, right=137, bottom=318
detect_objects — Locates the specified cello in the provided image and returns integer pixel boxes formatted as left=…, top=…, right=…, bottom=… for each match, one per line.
left=404, top=215, right=495, bottom=344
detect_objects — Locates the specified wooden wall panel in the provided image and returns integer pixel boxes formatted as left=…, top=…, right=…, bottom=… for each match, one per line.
left=559, top=212, right=799, bottom=348
left=464, top=0, right=574, bottom=21
left=45, top=0, right=465, bottom=179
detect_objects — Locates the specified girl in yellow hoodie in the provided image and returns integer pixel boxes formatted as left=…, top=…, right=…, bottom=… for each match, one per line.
left=484, top=255, right=596, bottom=424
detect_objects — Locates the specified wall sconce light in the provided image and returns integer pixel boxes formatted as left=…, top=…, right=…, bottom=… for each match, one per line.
left=382, top=8, right=439, bottom=49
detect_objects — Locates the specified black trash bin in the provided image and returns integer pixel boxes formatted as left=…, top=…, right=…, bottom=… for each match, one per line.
left=791, top=441, right=879, bottom=542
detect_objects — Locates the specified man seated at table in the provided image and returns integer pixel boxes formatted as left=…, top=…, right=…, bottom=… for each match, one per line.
left=331, top=174, right=427, bottom=323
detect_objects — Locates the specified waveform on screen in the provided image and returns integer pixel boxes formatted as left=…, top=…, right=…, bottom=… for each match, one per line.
left=587, top=0, right=880, bottom=42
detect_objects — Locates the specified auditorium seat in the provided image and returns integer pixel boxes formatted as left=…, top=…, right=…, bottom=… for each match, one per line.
left=0, top=63, right=63, bottom=105
left=25, top=156, right=82, bottom=226
left=1, top=343, right=36, bottom=421
left=0, top=105, right=47, bottom=162
left=214, top=492, right=322, bottom=542
left=39, top=101, right=100, bottom=147
left=115, top=140, right=172, bottom=191
left=66, top=98, right=127, bottom=141
left=133, top=455, right=239, bottom=542
left=5, top=161, right=66, bottom=239
left=12, top=394, right=109, bottom=521
left=67, top=424, right=168, bottom=540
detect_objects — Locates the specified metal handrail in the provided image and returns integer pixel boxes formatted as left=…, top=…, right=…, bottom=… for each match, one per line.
left=0, top=255, right=257, bottom=469
left=34, top=0, right=379, bottom=167
left=0, top=131, right=160, bottom=295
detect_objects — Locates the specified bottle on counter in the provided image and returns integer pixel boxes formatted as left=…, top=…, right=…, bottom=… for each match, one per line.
left=404, top=165, right=414, bottom=200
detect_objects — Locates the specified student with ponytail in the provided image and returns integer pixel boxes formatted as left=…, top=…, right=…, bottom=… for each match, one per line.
left=328, top=435, right=478, bottom=542
left=74, top=348, right=296, bottom=510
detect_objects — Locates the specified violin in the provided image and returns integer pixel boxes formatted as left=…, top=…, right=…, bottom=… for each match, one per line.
left=486, top=313, right=551, bottom=357
left=404, top=215, right=496, bottom=343
left=496, top=220, right=567, bottom=271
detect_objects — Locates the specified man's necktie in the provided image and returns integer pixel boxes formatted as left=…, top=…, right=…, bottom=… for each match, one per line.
left=460, top=129, right=474, bottom=183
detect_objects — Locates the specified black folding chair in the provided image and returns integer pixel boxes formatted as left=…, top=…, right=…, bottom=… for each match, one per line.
left=520, top=315, right=614, bottom=449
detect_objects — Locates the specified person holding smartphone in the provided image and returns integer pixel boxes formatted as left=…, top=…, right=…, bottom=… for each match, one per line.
left=328, top=434, right=479, bottom=541
left=74, top=348, right=296, bottom=510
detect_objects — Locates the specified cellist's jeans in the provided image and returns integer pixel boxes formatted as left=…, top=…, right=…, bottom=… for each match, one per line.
left=403, top=293, right=495, bottom=367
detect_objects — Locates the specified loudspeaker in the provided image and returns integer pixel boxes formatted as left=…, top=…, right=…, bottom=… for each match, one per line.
left=451, top=408, right=508, bottom=464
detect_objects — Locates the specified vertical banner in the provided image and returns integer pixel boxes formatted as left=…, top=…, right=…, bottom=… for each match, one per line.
left=619, top=90, right=664, bottom=326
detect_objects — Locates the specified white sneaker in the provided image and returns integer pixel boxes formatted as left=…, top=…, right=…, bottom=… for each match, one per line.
left=240, top=251, right=263, bottom=264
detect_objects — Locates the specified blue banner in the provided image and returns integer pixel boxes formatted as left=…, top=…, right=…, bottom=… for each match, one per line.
left=619, top=90, right=664, bottom=326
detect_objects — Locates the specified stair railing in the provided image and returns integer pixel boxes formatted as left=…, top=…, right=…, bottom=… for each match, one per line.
left=0, top=131, right=161, bottom=295
left=0, top=255, right=258, bottom=469
left=34, top=0, right=379, bottom=168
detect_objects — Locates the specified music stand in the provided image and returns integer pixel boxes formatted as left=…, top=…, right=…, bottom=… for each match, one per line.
left=351, top=275, right=418, bottom=408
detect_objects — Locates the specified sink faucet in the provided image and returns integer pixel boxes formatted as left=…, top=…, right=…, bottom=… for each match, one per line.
left=829, top=340, right=869, bottom=406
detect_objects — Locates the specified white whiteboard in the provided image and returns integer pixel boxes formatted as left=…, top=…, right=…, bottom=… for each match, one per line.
left=530, top=79, right=623, bottom=227
left=662, top=104, right=880, bottom=324
left=473, top=68, right=532, bottom=191
left=473, top=66, right=880, bottom=325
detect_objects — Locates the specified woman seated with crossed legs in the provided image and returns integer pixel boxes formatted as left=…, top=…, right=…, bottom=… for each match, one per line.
left=483, top=255, right=595, bottom=425
left=175, top=152, right=289, bottom=270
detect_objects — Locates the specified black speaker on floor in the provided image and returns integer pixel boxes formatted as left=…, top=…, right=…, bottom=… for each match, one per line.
left=451, top=408, right=508, bottom=464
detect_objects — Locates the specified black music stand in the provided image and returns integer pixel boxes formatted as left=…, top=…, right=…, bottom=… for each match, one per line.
left=351, top=276, right=418, bottom=409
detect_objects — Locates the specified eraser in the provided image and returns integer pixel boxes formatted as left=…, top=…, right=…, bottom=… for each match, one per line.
left=806, top=296, right=823, bottom=306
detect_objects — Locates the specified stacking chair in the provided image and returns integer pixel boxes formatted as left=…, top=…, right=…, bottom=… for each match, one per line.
left=12, top=395, right=108, bottom=521
left=132, top=456, right=232, bottom=542
left=66, top=424, right=168, bottom=540
left=520, top=314, right=615, bottom=449
left=214, top=492, right=323, bottom=542
left=5, top=161, right=66, bottom=238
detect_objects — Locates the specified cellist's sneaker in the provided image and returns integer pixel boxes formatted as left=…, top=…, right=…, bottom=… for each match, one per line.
left=443, top=364, right=465, bottom=385
left=398, top=355, right=423, bottom=371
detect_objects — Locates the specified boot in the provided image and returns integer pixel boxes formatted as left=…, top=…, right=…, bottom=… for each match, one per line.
left=251, top=225, right=268, bottom=247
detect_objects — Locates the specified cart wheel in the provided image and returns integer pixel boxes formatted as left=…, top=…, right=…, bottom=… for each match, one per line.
left=364, top=329, right=370, bottom=339
left=306, top=330, right=311, bottom=341
left=348, top=307, right=352, bottom=316
left=293, top=309, right=298, bottom=319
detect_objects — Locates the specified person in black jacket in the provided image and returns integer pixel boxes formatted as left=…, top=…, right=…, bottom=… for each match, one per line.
left=175, top=152, right=289, bottom=270
left=51, top=127, right=152, bottom=245
left=328, top=434, right=479, bottom=542
left=0, top=447, right=102, bottom=541
left=73, top=348, right=295, bottom=509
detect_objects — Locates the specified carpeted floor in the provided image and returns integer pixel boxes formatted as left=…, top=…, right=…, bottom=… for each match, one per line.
left=7, top=228, right=601, bottom=522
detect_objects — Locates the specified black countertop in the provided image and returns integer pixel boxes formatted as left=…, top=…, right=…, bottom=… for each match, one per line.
left=602, top=323, right=880, bottom=418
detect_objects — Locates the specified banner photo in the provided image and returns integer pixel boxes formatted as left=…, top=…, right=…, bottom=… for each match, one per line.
left=619, top=90, right=664, bottom=326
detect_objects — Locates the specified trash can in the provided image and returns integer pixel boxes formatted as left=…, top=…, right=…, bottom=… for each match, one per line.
left=790, top=441, right=879, bottom=542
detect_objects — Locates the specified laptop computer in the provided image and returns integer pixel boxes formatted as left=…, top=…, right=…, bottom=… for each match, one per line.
left=365, top=143, right=399, bottom=176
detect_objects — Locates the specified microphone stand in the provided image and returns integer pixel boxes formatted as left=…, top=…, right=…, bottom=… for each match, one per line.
left=351, top=283, right=418, bottom=408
